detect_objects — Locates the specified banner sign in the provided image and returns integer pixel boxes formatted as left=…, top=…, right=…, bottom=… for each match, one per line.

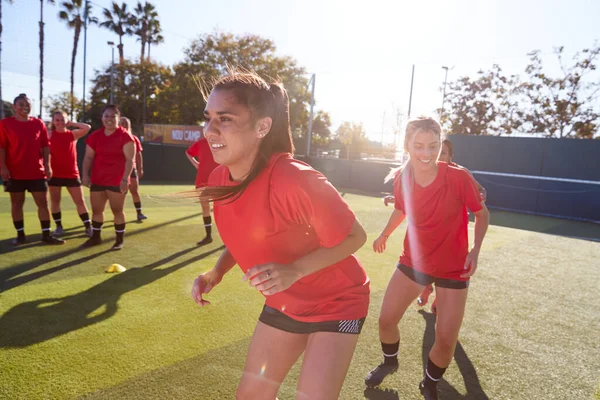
left=143, top=124, right=204, bottom=146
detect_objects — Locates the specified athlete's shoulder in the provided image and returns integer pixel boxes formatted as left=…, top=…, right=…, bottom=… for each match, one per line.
left=271, top=153, right=317, bottom=180
left=446, top=162, right=472, bottom=185
left=207, top=164, right=228, bottom=186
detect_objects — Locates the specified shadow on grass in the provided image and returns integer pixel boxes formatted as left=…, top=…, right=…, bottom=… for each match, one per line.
left=363, top=387, right=400, bottom=400
left=486, top=209, right=600, bottom=242
left=420, top=310, right=489, bottom=400
left=0, top=213, right=201, bottom=293
left=0, top=245, right=224, bottom=348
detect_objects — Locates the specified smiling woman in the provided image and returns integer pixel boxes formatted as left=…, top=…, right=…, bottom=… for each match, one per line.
left=191, top=70, right=371, bottom=399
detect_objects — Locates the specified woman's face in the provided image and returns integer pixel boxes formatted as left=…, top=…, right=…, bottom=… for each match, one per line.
left=203, top=88, right=269, bottom=177
left=102, top=108, right=119, bottom=130
left=52, top=113, right=67, bottom=131
left=119, top=117, right=130, bottom=132
left=13, top=98, right=31, bottom=119
left=439, top=143, right=452, bottom=163
left=407, top=130, right=440, bottom=173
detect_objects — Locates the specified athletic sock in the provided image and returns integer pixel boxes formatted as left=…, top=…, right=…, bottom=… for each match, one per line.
left=79, top=213, right=91, bottom=229
left=14, top=220, right=25, bottom=238
left=382, top=341, right=400, bottom=366
left=423, top=357, right=447, bottom=388
left=114, top=223, right=126, bottom=244
left=52, top=212, right=63, bottom=228
left=41, top=220, right=51, bottom=238
left=92, top=220, right=103, bottom=239
left=203, top=216, right=212, bottom=238
left=134, top=202, right=142, bottom=215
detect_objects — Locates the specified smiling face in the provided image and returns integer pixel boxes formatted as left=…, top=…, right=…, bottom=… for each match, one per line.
left=13, top=98, right=31, bottom=120
left=119, top=117, right=131, bottom=132
left=203, top=88, right=271, bottom=180
left=102, top=108, right=120, bottom=131
left=407, top=130, right=441, bottom=173
left=52, top=112, right=68, bottom=132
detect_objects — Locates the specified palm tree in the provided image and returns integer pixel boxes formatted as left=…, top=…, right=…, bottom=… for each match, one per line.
left=59, top=0, right=97, bottom=118
left=0, top=0, right=14, bottom=119
left=39, top=0, right=55, bottom=118
left=99, top=2, right=132, bottom=63
left=131, top=1, right=158, bottom=62
left=146, top=16, right=163, bottom=62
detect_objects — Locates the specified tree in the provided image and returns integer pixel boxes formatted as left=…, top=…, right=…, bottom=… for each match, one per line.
left=146, top=13, right=162, bottom=61
left=0, top=0, right=15, bottom=119
left=311, top=111, right=332, bottom=146
left=441, top=64, right=521, bottom=136
left=170, top=31, right=310, bottom=128
left=39, top=0, right=55, bottom=118
left=131, top=1, right=157, bottom=61
left=88, top=60, right=174, bottom=132
left=519, top=45, right=600, bottom=138
left=334, top=121, right=367, bottom=159
left=59, top=0, right=97, bottom=118
left=44, top=91, right=83, bottom=120
left=99, top=1, right=132, bottom=63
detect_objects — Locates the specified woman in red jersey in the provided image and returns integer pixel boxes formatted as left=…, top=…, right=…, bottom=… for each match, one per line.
left=185, top=135, right=218, bottom=246
left=415, top=138, right=487, bottom=314
left=48, top=110, right=92, bottom=237
left=365, top=117, right=489, bottom=400
left=191, top=72, right=370, bottom=399
left=0, top=93, right=64, bottom=245
left=119, top=117, right=147, bottom=222
left=81, top=105, right=135, bottom=250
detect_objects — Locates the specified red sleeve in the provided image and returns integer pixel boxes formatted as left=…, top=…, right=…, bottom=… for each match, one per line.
left=186, top=140, right=199, bottom=157
left=121, top=130, right=134, bottom=147
left=85, top=131, right=97, bottom=150
left=0, top=121, right=7, bottom=149
left=456, top=169, right=483, bottom=213
left=39, top=120, right=49, bottom=147
left=272, top=159, right=356, bottom=248
left=133, top=135, right=142, bottom=152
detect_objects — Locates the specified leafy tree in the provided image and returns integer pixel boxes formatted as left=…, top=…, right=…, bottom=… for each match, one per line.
left=131, top=1, right=158, bottom=61
left=99, top=1, right=132, bottom=63
left=39, top=0, right=56, bottom=117
left=146, top=12, right=162, bottom=61
left=44, top=91, right=83, bottom=120
left=334, top=121, right=367, bottom=159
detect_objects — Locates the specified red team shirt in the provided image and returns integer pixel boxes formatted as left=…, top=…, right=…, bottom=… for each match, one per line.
left=85, top=127, right=133, bottom=186
left=186, top=138, right=219, bottom=188
left=209, top=153, right=370, bottom=323
left=131, top=134, right=142, bottom=170
left=394, top=162, right=483, bottom=281
left=49, top=130, right=79, bottom=179
left=0, top=117, right=49, bottom=180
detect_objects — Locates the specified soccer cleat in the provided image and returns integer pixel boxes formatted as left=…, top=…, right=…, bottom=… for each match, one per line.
left=197, top=236, right=213, bottom=247
left=85, top=227, right=93, bottom=237
left=12, top=236, right=26, bottom=246
left=365, top=363, right=398, bottom=387
left=137, top=213, right=148, bottom=221
left=111, top=241, right=124, bottom=251
left=53, top=226, right=64, bottom=237
left=42, top=236, right=65, bottom=245
left=82, top=236, right=102, bottom=247
left=419, top=380, right=439, bottom=400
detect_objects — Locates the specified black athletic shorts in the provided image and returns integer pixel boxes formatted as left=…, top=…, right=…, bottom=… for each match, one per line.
left=130, top=169, right=138, bottom=179
left=48, top=177, right=81, bottom=187
left=3, top=179, right=48, bottom=193
left=90, top=184, right=122, bottom=193
left=258, top=305, right=366, bottom=335
left=397, top=263, right=469, bottom=289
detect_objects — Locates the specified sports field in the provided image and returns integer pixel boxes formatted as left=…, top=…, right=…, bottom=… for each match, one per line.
left=1, top=185, right=599, bottom=400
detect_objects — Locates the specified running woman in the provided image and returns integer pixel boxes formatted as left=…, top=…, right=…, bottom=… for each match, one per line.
left=0, top=94, right=64, bottom=245
left=185, top=135, right=219, bottom=246
left=81, top=105, right=135, bottom=250
left=119, top=117, right=147, bottom=221
left=191, top=72, right=370, bottom=399
left=48, top=110, right=92, bottom=237
left=365, top=116, right=489, bottom=400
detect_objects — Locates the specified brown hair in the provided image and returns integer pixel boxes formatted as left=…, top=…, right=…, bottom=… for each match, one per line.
left=200, top=71, right=294, bottom=202
left=442, top=138, right=453, bottom=158
left=384, top=116, right=443, bottom=183
left=13, top=93, right=30, bottom=105
left=50, top=110, right=68, bottom=131
left=101, top=104, right=121, bottom=117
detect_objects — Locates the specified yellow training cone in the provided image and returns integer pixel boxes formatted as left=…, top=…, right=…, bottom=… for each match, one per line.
left=105, top=264, right=126, bottom=273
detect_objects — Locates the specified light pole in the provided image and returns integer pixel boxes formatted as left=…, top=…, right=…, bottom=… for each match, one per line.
left=108, top=41, right=115, bottom=104
left=440, top=66, right=450, bottom=120
left=82, top=0, right=88, bottom=121
left=408, top=65, right=415, bottom=117
left=305, top=73, right=316, bottom=157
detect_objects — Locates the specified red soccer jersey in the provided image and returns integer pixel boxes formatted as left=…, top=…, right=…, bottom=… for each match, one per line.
left=394, top=162, right=483, bottom=281
left=131, top=134, right=142, bottom=169
left=187, top=138, right=219, bottom=188
left=50, top=130, right=79, bottom=179
left=85, top=127, right=133, bottom=186
left=209, top=153, right=370, bottom=323
left=0, top=117, right=49, bottom=180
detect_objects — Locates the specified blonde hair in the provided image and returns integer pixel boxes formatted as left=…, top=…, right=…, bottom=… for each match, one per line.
left=50, top=110, right=68, bottom=131
left=384, top=116, right=442, bottom=183
left=119, top=116, right=132, bottom=133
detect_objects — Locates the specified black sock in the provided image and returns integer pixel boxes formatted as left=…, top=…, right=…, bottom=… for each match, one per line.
left=92, top=220, right=103, bottom=239
left=41, top=220, right=51, bottom=238
left=134, top=202, right=142, bottom=215
left=14, top=220, right=25, bottom=238
left=382, top=341, right=399, bottom=366
left=115, top=223, right=126, bottom=244
left=423, top=357, right=447, bottom=388
left=203, top=216, right=212, bottom=238
left=52, top=212, right=63, bottom=228
left=79, top=213, right=91, bottom=228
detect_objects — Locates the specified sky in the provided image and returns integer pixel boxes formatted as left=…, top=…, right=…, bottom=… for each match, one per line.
left=2, top=0, right=599, bottom=143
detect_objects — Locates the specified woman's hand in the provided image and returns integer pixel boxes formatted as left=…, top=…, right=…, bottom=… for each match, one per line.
left=120, top=179, right=128, bottom=194
left=244, top=263, right=302, bottom=296
left=191, top=269, right=224, bottom=306
left=383, top=195, right=395, bottom=207
left=373, top=234, right=388, bottom=253
left=461, top=248, right=480, bottom=278
left=82, top=176, right=90, bottom=188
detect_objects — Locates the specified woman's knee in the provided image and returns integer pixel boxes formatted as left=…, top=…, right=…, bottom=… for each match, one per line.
left=236, top=377, right=277, bottom=400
